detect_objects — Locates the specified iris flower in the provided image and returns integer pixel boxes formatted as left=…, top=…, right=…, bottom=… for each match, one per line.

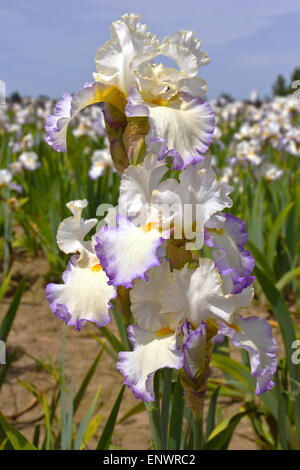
left=45, top=14, right=214, bottom=169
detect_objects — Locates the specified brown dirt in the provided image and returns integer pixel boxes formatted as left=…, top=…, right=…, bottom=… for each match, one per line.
left=0, top=254, right=285, bottom=450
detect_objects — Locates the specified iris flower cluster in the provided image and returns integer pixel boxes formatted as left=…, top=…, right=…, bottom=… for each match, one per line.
left=45, top=14, right=277, bottom=406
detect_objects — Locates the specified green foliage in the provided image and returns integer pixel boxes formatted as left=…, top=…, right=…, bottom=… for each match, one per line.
left=272, top=74, right=288, bottom=96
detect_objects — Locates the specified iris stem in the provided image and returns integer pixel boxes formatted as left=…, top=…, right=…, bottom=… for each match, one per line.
left=145, top=372, right=162, bottom=450
left=194, top=415, right=204, bottom=450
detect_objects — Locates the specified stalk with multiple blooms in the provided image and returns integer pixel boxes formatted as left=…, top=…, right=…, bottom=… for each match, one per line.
left=45, top=14, right=277, bottom=445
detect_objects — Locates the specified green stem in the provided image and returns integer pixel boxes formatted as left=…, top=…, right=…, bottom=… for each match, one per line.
left=145, top=372, right=162, bottom=450
left=193, top=415, right=204, bottom=450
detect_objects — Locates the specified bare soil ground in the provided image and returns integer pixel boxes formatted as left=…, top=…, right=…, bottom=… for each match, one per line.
left=0, top=253, right=285, bottom=450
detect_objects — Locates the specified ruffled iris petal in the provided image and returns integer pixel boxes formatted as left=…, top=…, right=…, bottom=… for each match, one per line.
left=217, top=316, right=277, bottom=395
left=45, top=256, right=116, bottom=331
left=45, top=82, right=126, bottom=153
left=151, top=163, right=232, bottom=238
left=119, top=153, right=168, bottom=219
left=204, top=213, right=255, bottom=294
left=95, top=216, right=165, bottom=288
left=56, top=199, right=98, bottom=255
left=94, top=13, right=159, bottom=95
left=130, top=262, right=171, bottom=332
left=160, top=259, right=254, bottom=329
left=126, top=88, right=215, bottom=170
left=117, top=325, right=183, bottom=401
left=45, top=93, right=72, bottom=152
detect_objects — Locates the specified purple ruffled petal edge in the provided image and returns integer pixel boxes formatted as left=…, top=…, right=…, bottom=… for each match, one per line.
left=45, top=256, right=114, bottom=332
left=217, top=317, right=277, bottom=395
left=94, top=216, right=165, bottom=289
left=117, top=325, right=184, bottom=402
left=125, top=87, right=215, bottom=171
left=45, top=92, right=72, bottom=152
left=204, top=213, right=255, bottom=294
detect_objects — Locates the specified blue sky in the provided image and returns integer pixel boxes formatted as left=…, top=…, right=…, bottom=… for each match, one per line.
left=1, top=0, right=300, bottom=99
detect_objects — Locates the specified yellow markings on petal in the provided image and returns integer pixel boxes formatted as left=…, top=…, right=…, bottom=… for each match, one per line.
left=206, top=227, right=225, bottom=235
left=150, top=98, right=169, bottom=107
left=141, top=221, right=158, bottom=232
left=205, top=318, right=219, bottom=341
left=91, top=263, right=103, bottom=272
left=227, top=322, right=241, bottom=333
left=156, top=327, right=174, bottom=337
left=91, top=83, right=127, bottom=114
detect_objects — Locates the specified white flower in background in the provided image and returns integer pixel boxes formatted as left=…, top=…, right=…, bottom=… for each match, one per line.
left=249, top=89, right=259, bottom=103
left=21, top=133, right=34, bottom=150
left=0, top=168, right=22, bottom=193
left=220, top=166, right=233, bottom=184
left=0, top=169, right=12, bottom=187
left=10, top=160, right=23, bottom=175
left=72, top=116, right=92, bottom=138
left=213, top=126, right=222, bottom=141
left=281, top=127, right=300, bottom=157
left=234, top=122, right=254, bottom=141
left=89, top=147, right=114, bottom=180
left=234, top=122, right=261, bottom=141
left=6, top=123, right=21, bottom=134
left=19, top=151, right=41, bottom=171
left=256, top=163, right=284, bottom=182
left=235, top=140, right=263, bottom=166
left=262, top=119, right=281, bottom=138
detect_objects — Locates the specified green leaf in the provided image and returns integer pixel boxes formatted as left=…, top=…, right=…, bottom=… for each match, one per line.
left=33, top=424, right=40, bottom=449
left=204, top=410, right=249, bottom=450
left=0, top=279, right=25, bottom=342
left=247, top=240, right=275, bottom=282
left=285, top=177, right=298, bottom=262
left=249, top=181, right=264, bottom=251
left=168, top=376, right=184, bottom=450
left=96, top=385, right=125, bottom=450
left=276, top=266, right=300, bottom=291
left=118, top=402, right=146, bottom=424
left=267, top=202, right=294, bottom=268
left=211, top=354, right=256, bottom=393
left=112, top=305, right=130, bottom=351
left=81, top=412, right=103, bottom=449
left=74, top=385, right=102, bottom=450
left=42, top=392, right=54, bottom=450
left=73, top=345, right=105, bottom=414
left=206, top=385, right=221, bottom=440
left=60, top=326, right=67, bottom=450
left=161, top=368, right=173, bottom=449
left=274, top=373, right=289, bottom=450
left=0, top=411, right=36, bottom=450
left=99, top=327, right=124, bottom=354
left=87, top=332, right=118, bottom=362
left=0, top=269, right=12, bottom=303
left=0, top=348, right=21, bottom=390
left=66, top=376, right=74, bottom=450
